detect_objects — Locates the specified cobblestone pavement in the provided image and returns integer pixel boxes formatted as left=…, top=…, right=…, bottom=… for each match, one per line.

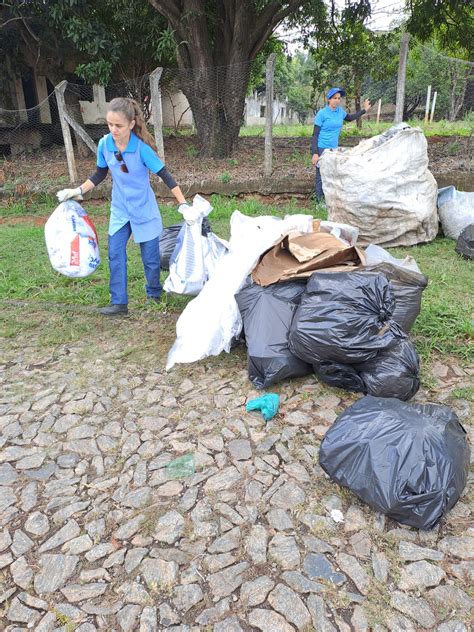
left=0, top=310, right=473, bottom=632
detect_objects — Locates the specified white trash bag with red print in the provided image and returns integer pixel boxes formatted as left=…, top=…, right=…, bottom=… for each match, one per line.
left=44, top=200, right=100, bottom=278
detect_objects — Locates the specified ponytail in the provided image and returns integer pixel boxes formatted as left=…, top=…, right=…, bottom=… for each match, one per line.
left=108, top=97, right=158, bottom=154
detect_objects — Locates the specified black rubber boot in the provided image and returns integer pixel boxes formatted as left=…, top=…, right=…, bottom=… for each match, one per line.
left=147, top=296, right=161, bottom=304
left=99, top=304, right=128, bottom=316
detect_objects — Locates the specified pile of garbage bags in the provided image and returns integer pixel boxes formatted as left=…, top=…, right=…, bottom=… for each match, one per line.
left=234, top=220, right=426, bottom=400
left=319, top=396, right=470, bottom=529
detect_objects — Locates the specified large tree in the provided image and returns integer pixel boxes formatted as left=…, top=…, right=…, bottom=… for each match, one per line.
left=146, top=0, right=327, bottom=157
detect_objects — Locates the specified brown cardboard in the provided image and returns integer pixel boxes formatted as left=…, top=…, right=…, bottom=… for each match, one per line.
left=252, top=231, right=365, bottom=286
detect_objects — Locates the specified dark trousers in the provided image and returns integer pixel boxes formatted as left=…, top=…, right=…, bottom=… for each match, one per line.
left=315, top=147, right=326, bottom=201
left=108, top=222, right=162, bottom=305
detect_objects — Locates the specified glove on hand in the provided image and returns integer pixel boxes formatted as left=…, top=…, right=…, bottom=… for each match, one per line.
left=178, top=202, right=199, bottom=224
left=57, top=187, right=83, bottom=203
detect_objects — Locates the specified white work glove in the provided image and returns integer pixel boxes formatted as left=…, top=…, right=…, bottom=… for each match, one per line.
left=178, top=202, right=199, bottom=224
left=57, top=187, right=83, bottom=203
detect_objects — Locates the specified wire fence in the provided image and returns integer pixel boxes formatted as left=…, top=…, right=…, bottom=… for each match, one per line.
left=0, top=48, right=472, bottom=190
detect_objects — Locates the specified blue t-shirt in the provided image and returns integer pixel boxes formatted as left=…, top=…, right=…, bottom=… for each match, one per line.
left=314, top=106, right=347, bottom=149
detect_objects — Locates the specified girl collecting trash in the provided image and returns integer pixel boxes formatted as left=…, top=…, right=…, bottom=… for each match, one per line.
left=57, top=97, right=188, bottom=315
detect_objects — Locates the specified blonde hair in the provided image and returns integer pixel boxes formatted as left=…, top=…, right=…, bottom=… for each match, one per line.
left=107, top=97, right=158, bottom=153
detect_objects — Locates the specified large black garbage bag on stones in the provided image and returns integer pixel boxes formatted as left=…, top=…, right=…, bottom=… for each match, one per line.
left=288, top=271, right=406, bottom=365
left=455, top=223, right=474, bottom=260
left=314, top=339, right=420, bottom=401
left=235, top=278, right=312, bottom=389
left=357, top=339, right=420, bottom=400
left=362, top=263, right=428, bottom=333
left=319, top=396, right=470, bottom=529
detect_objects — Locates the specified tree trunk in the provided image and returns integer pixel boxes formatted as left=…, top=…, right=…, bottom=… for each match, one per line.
left=178, top=63, right=250, bottom=157
left=354, top=81, right=362, bottom=129
left=147, top=0, right=304, bottom=158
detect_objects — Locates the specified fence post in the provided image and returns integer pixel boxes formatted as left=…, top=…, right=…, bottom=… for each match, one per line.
left=394, top=33, right=410, bottom=124
left=55, top=80, right=78, bottom=183
left=424, top=85, right=432, bottom=124
left=264, top=53, right=276, bottom=177
left=430, top=91, right=438, bottom=123
left=150, top=67, right=165, bottom=161
left=376, top=99, right=382, bottom=124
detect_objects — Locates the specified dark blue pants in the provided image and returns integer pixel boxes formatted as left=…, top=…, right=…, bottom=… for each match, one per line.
left=315, top=147, right=326, bottom=201
left=108, top=222, right=162, bottom=305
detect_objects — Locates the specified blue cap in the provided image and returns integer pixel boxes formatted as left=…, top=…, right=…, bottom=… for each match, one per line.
left=326, top=87, right=346, bottom=100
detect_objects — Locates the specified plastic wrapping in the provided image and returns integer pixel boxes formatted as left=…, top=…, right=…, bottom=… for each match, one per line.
left=455, top=223, right=474, bottom=260
left=288, top=271, right=405, bottom=365
left=44, top=200, right=100, bottom=278
left=319, top=396, right=470, bottom=529
left=160, top=218, right=212, bottom=271
left=235, top=278, right=311, bottom=389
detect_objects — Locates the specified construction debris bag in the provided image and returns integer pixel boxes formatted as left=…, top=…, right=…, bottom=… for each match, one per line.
left=357, top=339, right=420, bottom=400
left=164, top=195, right=228, bottom=295
left=235, top=278, right=311, bottom=389
left=320, top=124, right=438, bottom=247
left=319, top=396, right=470, bottom=529
left=314, top=339, right=420, bottom=401
left=160, top=218, right=212, bottom=271
left=288, top=271, right=405, bottom=365
left=455, top=223, right=474, bottom=260
left=437, top=186, right=474, bottom=240
left=362, top=263, right=428, bottom=333
left=44, top=200, right=100, bottom=278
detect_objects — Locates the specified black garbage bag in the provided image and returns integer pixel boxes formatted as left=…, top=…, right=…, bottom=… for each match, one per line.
left=288, top=271, right=406, bottom=365
left=356, top=339, right=420, bottom=401
left=362, top=263, right=428, bottom=333
left=455, top=223, right=474, bottom=260
left=319, top=396, right=470, bottom=529
left=313, top=361, right=365, bottom=393
left=235, top=278, right=312, bottom=389
left=160, top=218, right=212, bottom=271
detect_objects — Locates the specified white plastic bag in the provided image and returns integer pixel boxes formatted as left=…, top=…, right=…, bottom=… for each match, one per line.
left=364, top=243, right=421, bottom=274
left=437, top=186, right=474, bottom=240
left=44, top=200, right=100, bottom=278
left=164, top=194, right=228, bottom=295
left=166, top=211, right=313, bottom=370
left=320, top=124, right=438, bottom=247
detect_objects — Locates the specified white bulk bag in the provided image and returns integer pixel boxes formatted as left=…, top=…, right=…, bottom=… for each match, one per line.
left=320, top=124, right=438, bottom=247
left=44, top=200, right=100, bottom=278
left=437, top=186, right=474, bottom=240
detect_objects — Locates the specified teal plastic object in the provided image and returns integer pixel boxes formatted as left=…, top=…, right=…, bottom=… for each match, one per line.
left=166, top=454, right=195, bottom=479
left=246, top=393, right=280, bottom=421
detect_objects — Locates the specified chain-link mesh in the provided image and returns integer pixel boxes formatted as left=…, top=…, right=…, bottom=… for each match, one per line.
left=0, top=49, right=472, bottom=191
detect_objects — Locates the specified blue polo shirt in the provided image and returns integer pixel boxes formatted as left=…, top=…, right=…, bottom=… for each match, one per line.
left=97, top=132, right=165, bottom=243
left=314, top=106, right=347, bottom=149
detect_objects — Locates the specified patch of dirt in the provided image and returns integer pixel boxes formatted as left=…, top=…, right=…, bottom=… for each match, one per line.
left=1, top=135, right=472, bottom=194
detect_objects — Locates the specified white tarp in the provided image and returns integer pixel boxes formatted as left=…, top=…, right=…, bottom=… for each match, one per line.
left=437, top=186, right=474, bottom=240
left=166, top=211, right=313, bottom=370
left=320, top=124, right=438, bottom=247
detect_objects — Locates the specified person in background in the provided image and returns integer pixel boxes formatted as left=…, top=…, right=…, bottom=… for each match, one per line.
left=57, top=97, right=188, bottom=316
left=311, top=87, right=371, bottom=202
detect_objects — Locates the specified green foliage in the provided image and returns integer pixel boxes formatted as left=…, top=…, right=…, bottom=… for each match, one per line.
left=406, top=0, right=474, bottom=57
left=220, top=172, right=232, bottom=184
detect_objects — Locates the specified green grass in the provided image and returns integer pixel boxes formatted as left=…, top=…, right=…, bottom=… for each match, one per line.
left=239, top=114, right=474, bottom=139
left=0, top=195, right=472, bottom=363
